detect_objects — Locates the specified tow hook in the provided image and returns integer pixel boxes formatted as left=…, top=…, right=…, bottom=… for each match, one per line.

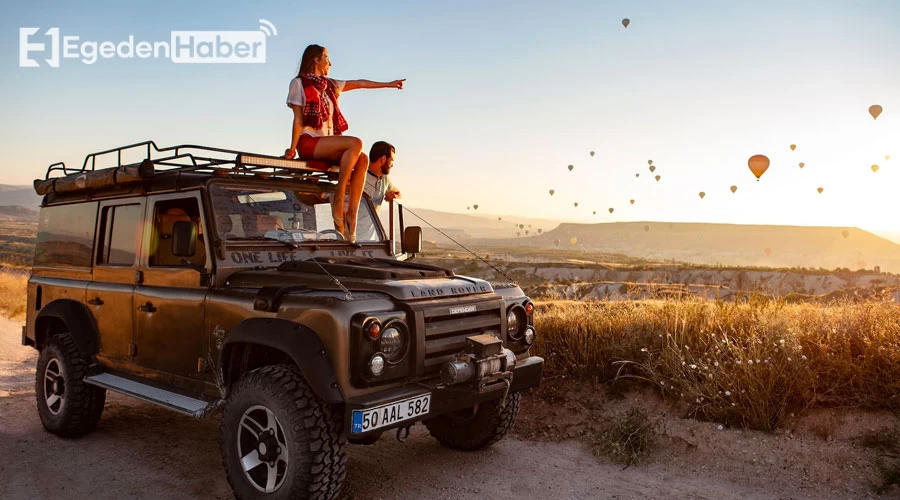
left=396, top=425, right=411, bottom=443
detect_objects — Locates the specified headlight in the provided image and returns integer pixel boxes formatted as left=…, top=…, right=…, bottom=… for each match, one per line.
left=380, top=325, right=407, bottom=363
left=507, top=306, right=526, bottom=340
left=369, top=354, right=385, bottom=376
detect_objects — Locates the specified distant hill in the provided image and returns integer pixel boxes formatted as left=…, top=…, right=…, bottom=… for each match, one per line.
left=0, top=185, right=41, bottom=209
left=471, top=221, right=900, bottom=273
left=0, top=206, right=39, bottom=221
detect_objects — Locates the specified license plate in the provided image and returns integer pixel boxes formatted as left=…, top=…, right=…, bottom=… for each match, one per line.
left=351, top=394, right=431, bottom=434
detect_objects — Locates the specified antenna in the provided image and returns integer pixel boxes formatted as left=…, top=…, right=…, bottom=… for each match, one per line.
left=259, top=19, right=277, bottom=37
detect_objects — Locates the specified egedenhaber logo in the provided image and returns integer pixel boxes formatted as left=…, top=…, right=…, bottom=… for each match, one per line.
left=19, top=19, right=278, bottom=67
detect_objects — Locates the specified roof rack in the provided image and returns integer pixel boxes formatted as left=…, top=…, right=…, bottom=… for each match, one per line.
left=43, top=140, right=340, bottom=181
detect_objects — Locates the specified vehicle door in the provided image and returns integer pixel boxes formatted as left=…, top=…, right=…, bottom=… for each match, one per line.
left=86, top=200, right=145, bottom=370
left=133, top=192, right=211, bottom=389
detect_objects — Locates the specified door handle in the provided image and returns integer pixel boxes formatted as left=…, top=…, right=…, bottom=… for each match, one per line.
left=87, top=297, right=104, bottom=306
left=137, top=302, right=157, bottom=313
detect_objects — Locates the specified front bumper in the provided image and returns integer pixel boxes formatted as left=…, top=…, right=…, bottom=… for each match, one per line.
left=343, top=355, right=543, bottom=437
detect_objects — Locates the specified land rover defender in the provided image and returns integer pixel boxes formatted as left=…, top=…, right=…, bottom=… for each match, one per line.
left=23, top=141, right=543, bottom=500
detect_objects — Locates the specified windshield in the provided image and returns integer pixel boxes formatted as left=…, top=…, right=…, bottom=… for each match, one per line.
left=210, top=184, right=384, bottom=243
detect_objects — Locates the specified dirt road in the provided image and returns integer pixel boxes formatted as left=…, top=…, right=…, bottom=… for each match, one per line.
left=0, top=317, right=888, bottom=499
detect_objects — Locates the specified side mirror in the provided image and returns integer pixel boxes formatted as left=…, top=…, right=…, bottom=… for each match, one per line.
left=172, top=221, right=198, bottom=257
left=402, top=226, right=423, bottom=254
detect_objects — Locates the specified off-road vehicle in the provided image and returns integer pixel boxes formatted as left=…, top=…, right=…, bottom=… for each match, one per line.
left=23, top=141, right=543, bottom=499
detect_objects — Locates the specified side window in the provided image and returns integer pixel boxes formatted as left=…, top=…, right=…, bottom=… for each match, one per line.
left=34, top=203, right=98, bottom=268
left=97, top=204, right=142, bottom=266
left=149, top=198, right=207, bottom=267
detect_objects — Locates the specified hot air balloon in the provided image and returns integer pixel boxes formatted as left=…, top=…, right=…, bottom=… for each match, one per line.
left=842, top=230, right=849, bottom=239
left=630, top=199, right=635, bottom=205
left=871, top=164, right=879, bottom=173
left=790, top=144, right=796, bottom=151
left=498, top=217, right=502, bottom=221
left=748, top=154, right=770, bottom=180
left=574, top=202, right=579, bottom=208
left=549, top=189, right=555, bottom=196
left=817, top=187, right=824, bottom=194
left=649, top=165, right=656, bottom=173
left=589, top=151, right=595, bottom=157
left=869, top=104, right=882, bottom=120
left=528, top=224, right=532, bottom=228
left=473, top=204, right=479, bottom=210
left=648, top=159, right=653, bottom=165
left=622, top=18, right=630, bottom=28
left=519, top=224, right=524, bottom=229
left=516, top=232, right=521, bottom=237
left=886, top=155, right=891, bottom=161
left=568, top=164, right=574, bottom=172
left=635, top=173, right=640, bottom=178
left=799, top=162, right=805, bottom=168
left=525, top=230, right=529, bottom=235
left=699, top=192, right=705, bottom=199
left=764, top=248, right=773, bottom=256
left=570, top=237, right=578, bottom=245
left=554, top=239, right=560, bottom=247
left=609, top=208, right=614, bottom=214
left=644, top=225, right=650, bottom=232
left=592, top=211, right=596, bottom=215
left=730, top=185, right=738, bottom=193
left=467, top=206, right=470, bottom=210
left=538, top=228, right=543, bottom=234
left=655, top=175, right=661, bottom=182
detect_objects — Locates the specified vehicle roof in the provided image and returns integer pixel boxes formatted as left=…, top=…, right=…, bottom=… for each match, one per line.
left=37, top=140, right=340, bottom=207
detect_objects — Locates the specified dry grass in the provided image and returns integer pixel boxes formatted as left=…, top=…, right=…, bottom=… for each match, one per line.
left=533, top=297, right=900, bottom=431
left=0, top=271, right=28, bottom=320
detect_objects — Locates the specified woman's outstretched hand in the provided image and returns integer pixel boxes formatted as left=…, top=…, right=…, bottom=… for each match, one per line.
left=389, top=79, right=405, bottom=89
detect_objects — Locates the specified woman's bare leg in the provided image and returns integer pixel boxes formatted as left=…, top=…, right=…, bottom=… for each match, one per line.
left=312, top=136, right=363, bottom=238
left=344, top=152, right=369, bottom=242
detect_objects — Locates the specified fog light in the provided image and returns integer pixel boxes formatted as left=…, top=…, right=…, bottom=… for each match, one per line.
left=369, top=354, right=385, bottom=376
left=523, top=327, right=535, bottom=345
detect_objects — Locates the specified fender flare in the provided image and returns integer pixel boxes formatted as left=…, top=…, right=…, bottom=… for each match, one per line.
left=34, top=299, right=99, bottom=357
left=222, top=318, right=344, bottom=403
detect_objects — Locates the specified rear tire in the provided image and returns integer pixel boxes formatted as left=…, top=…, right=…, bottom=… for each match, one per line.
left=35, top=333, right=106, bottom=438
left=425, top=392, right=521, bottom=451
left=220, top=365, right=347, bottom=500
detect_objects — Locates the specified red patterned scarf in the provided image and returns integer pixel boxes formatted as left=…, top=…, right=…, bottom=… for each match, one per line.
left=298, top=74, right=348, bottom=136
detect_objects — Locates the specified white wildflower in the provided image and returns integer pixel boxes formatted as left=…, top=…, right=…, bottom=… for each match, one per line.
left=714, top=361, right=720, bottom=367
left=801, top=355, right=807, bottom=360
left=779, top=339, right=785, bottom=345
left=641, top=348, right=648, bottom=352
left=736, top=360, right=742, bottom=365
left=717, top=425, right=724, bottom=431
left=690, top=364, right=697, bottom=369
left=725, top=391, right=731, bottom=396
left=787, top=357, right=792, bottom=362
left=747, top=360, right=753, bottom=365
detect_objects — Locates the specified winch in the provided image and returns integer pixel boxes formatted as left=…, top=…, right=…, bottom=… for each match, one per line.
left=439, top=334, right=516, bottom=390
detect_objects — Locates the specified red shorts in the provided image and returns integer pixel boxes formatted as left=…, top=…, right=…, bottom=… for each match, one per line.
left=295, top=134, right=330, bottom=172
left=296, top=133, right=320, bottom=160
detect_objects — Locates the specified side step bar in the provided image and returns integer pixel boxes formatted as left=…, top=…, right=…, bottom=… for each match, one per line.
left=85, top=372, right=216, bottom=418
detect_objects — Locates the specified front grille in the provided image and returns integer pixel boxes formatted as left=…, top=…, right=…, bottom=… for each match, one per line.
left=418, top=297, right=503, bottom=373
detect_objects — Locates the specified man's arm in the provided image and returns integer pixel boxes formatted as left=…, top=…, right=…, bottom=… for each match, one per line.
left=343, top=79, right=405, bottom=91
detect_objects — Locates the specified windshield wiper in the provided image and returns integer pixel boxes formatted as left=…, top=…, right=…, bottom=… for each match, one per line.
left=226, top=236, right=298, bottom=249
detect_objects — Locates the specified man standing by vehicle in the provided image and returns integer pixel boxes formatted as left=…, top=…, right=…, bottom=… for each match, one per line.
left=365, top=141, right=400, bottom=213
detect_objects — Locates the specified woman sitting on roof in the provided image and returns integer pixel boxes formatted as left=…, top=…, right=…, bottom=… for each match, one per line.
left=284, top=44, right=404, bottom=243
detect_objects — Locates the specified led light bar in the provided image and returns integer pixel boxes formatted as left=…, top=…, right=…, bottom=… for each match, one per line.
left=239, top=154, right=311, bottom=170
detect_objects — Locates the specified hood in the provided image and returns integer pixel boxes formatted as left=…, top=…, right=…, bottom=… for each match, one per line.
left=226, top=257, right=496, bottom=301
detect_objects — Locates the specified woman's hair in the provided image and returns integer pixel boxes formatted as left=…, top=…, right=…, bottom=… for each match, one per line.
left=297, top=44, right=326, bottom=76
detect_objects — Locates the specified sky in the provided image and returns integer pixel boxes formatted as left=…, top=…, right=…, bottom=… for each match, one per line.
left=1, top=0, right=898, bottom=231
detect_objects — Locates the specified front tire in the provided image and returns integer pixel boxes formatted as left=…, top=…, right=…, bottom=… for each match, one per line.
left=425, top=392, right=521, bottom=451
left=220, top=365, right=347, bottom=500
left=35, top=333, right=106, bottom=438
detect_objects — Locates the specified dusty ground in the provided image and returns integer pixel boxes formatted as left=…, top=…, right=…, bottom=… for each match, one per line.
left=1, top=316, right=898, bottom=500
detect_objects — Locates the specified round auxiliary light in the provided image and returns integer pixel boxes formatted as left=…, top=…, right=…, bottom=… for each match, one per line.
left=380, top=326, right=406, bottom=362
left=523, top=327, right=535, bottom=346
left=369, top=354, right=385, bottom=376
left=365, top=320, right=381, bottom=339
left=524, top=302, right=534, bottom=315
